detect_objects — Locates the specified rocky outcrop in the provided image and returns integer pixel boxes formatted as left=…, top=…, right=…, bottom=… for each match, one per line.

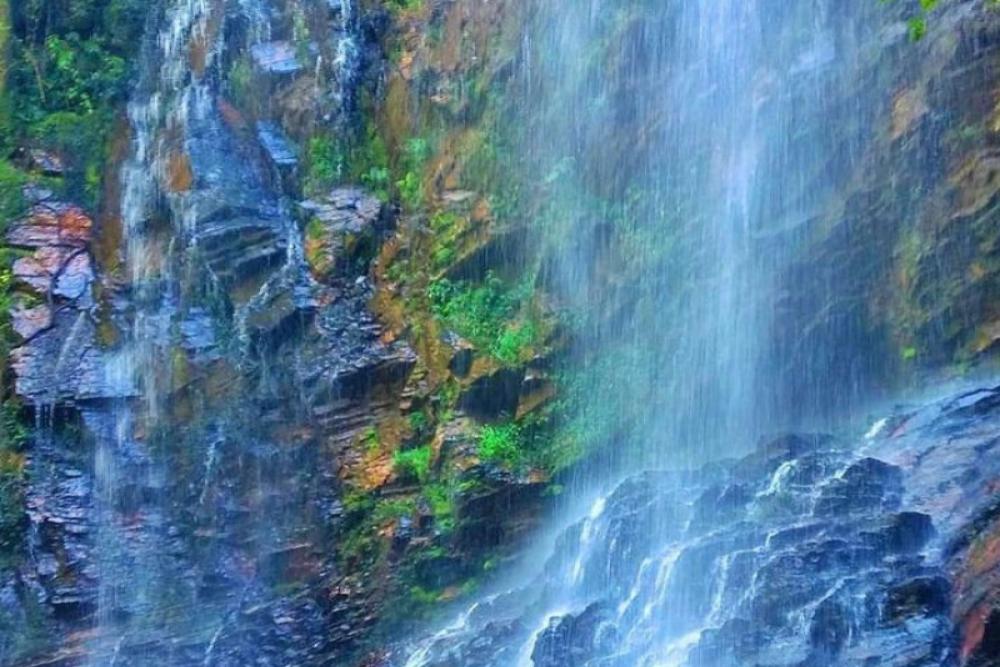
left=300, top=187, right=389, bottom=283
left=400, top=385, right=1000, bottom=667
left=0, top=1, right=417, bottom=664
left=4, top=189, right=122, bottom=403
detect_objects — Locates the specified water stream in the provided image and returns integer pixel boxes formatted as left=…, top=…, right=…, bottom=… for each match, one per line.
left=398, top=0, right=928, bottom=664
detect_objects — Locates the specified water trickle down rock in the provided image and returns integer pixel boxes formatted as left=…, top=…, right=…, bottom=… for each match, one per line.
left=2, top=1, right=415, bottom=664
left=399, top=387, right=1000, bottom=667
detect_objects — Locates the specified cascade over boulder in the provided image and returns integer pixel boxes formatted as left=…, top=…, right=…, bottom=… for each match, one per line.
left=400, top=385, right=1000, bottom=667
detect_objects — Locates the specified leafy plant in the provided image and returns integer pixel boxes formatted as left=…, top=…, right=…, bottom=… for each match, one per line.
left=394, top=445, right=433, bottom=483
left=429, top=273, right=539, bottom=365
left=478, top=422, right=522, bottom=468
left=305, top=135, right=341, bottom=195
left=423, top=483, right=456, bottom=533
left=396, top=137, right=432, bottom=210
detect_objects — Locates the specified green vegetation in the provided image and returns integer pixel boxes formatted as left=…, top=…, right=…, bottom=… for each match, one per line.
left=393, top=445, right=433, bottom=483
left=385, top=0, right=425, bottom=15
left=303, top=120, right=392, bottom=200
left=0, top=402, right=26, bottom=559
left=4, top=0, right=145, bottom=206
left=891, top=0, right=1000, bottom=40
left=396, top=137, right=432, bottom=211
left=428, top=273, right=540, bottom=365
left=478, top=422, right=522, bottom=467
left=423, top=482, right=456, bottom=533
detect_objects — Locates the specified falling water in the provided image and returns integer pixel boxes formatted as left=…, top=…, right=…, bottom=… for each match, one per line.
left=401, top=0, right=910, bottom=664
left=82, top=0, right=362, bottom=662
left=527, top=0, right=872, bottom=468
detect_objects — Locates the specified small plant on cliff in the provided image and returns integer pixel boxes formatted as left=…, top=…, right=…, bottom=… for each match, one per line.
left=0, top=160, right=25, bottom=221
left=423, top=483, right=456, bottom=533
left=478, top=422, right=522, bottom=468
left=890, top=0, right=1000, bottom=40
left=385, top=0, right=425, bottom=15
left=494, top=321, right=538, bottom=365
left=393, top=445, right=433, bottom=483
left=396, top=137, right=432, bottom=211
left=305, top=136, right=341, bottom=195
left=428, top=273, right=539, bottom=365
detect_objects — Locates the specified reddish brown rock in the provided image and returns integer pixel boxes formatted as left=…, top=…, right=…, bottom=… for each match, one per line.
left=6, top=196, right=93, bottom=250
left=12, top=248, right=92, bottom=299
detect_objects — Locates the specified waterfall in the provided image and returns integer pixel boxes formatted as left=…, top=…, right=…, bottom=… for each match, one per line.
left=526, top=0, right=865, bottom=469
left=82, top=0, right=362, bottom=661
left=400, top=0, right=912, bottom=664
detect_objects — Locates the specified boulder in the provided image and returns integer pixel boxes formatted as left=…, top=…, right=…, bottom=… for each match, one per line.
left=251, top=41, right=305, bottom=75
left=299, top=188, right=387, bottom=282
left=531, top=603, right=618, bottom=667
left=457, top=368, right=524, bottom=422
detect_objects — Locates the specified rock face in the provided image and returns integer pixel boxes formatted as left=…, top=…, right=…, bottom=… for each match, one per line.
left=0, top=1, right=414, bottom=666
left=400, top=386, right=1000, bottom=667
left=300, top=188, right=388, bottom=283
left=4, top=190, right=119, bottom=403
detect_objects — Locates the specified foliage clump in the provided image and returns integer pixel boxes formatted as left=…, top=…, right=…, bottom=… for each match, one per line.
left=478, top=422, right=522, bottom=468
left=393, top=445, right=432, bottom=483
left=428, top=273, right=540, bottom=365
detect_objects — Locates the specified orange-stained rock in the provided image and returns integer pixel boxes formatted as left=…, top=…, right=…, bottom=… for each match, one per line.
left=218, top=98, right=249, bottom=131
left=961, top=601, right=991, bottom=662
left=6, top=195, right=93, bottom=249
left=166, top=151, right=194, bottom=192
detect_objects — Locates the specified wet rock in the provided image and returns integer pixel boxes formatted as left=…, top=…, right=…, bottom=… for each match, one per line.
left=195, top=214, right=289, bottom=286
left=11, top=303, right=52, bottom=341
left=257, top=121, right=299, bottom=192
left=885, top=576, right=951, bottom=620
left=458, top=368, right=524, bottom=422
left=809, top=596, right=852, bottom=657
left=299, top=187, right=387, bottom=283
left=5, top=196, right=92, bottom=250
left=884, top=511, right=936, bottom=554
left=442, top=331, right=474, bottom=377
left=251, top=41, right=304, bottom=75
left=422, top=618, right=526, bottom=667
left=531, top=603, right=618, bottom=667
left=405, top=385, right=1000, bottom=667
left=257, top=121, right=298, bottom=169
left=26, top=149, right=66, bottom=176
left=455, top=474, right=546, bottom=553
left=10, top=310, right=123, bottom=401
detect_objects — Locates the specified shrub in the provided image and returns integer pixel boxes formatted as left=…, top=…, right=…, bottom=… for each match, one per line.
left=478, top=422, right=522, bottom=468
left=393, top=445, right=432, bottom=483
left=423, top=483, right=455, bottom=533
left=428, top=273, right=539, bottom=365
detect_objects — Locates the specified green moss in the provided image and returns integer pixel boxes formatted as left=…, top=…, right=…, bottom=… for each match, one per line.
left=478, top=422, right=522, bottom=468
left=362, top=425, right=381, bottom=453
left=423, top=482, right=455, bottom=533
left=304, top=120, right=392, bottom=201
left=0, top=159, right=25, bottom=222
left=372, top=497, right=418, bottom=523
left=385, top=0, right=425, bottom=15
left=393, top=445, right=433, bottom=483
left=428, top=273, right=539, bottom=365
left=408, top=410, right=429, bottom=434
